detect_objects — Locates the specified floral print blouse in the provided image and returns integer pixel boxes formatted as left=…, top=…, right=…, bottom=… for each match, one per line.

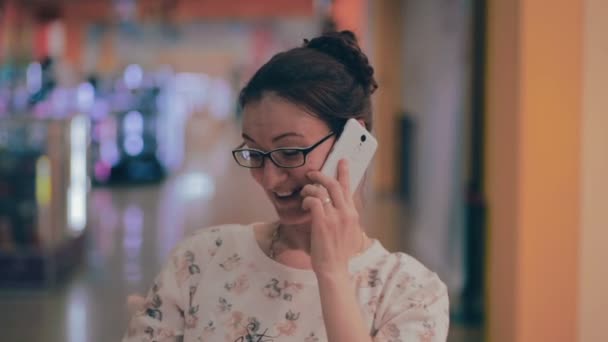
left=123, top=224, right=449, bottom=342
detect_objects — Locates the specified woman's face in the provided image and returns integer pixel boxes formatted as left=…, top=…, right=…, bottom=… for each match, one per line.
left=241, top=93, right=335, bottom=226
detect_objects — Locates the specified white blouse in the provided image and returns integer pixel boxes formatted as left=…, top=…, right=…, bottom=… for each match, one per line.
left=123, top=224, right=449, bottom=341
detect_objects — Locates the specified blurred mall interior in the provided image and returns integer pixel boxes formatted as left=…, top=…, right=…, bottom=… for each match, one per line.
left=0, top=0, right=606, bottom=341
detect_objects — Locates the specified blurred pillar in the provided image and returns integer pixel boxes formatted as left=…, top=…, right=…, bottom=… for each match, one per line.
left=0, top=0, right=16, bottom=59
left=370, top=0, right=403, bottom=195
left=361, top=0, right=403, bottom=253
left=62, top=2, right=112, bottom=67
left=1, top=0, right=30, bottom=61
left=63, top=15, right=85, bottom=67
left=486, top=0, right=583, bottom=341
left=579, top=1, right=608, bottom=341
left=0, top=1, right=10, bottom=59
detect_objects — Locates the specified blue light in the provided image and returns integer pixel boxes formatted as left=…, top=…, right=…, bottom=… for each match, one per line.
left=77, top=82, right=95, bottom=112
left=124, top=134, right=144, bottom=156
left=124, top=64, right=143, bottom=90
left=26, top=62, right=42, bottom=94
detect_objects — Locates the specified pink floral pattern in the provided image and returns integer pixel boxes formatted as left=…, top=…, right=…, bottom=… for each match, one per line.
left=274, top=311, right=300, bottom=336
left=305, top=332, right=320, bottom=342
left=261, top=278, right=303, bottom=301
left=224, top=274, right=250, bottom=294
left=222, top=310, right=248, bottom=340
left=123, top=224, right=449, bottom=342
left=219, top=253, right=242, bottom=271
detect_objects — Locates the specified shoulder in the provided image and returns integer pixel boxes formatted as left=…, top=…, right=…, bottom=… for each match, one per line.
left=359, top=248, right=448, bottom=308
left=188, top=223, right=249, bottom=240
left=367, top=252, right=450, bottom=340
left=380, top=251, right=448, bottom=304
left=366, top=252, right=449, bottom=319
left=176, top=223, right=248, bottom=249
left=160, top=224, right=252, bottom=289
left=388, top=252, right=445, bottom=285
left=167, top=223, right=250, bottom=266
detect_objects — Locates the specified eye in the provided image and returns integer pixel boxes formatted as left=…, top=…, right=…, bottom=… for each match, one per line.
left=276, top=149, right=301, bottom=159
left=246, top=150, right=263, bottom=160
left=237, top=150, right=260, bottom=161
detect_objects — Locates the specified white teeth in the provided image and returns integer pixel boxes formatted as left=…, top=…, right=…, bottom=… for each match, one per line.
left=275, top=191, right=294, bottom=197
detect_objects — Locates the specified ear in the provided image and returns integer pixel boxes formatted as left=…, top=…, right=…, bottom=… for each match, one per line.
left=356, top=118, right=366, bottom=129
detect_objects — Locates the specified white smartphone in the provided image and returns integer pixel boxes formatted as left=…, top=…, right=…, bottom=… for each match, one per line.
left=321, top=118, right=378, bottom=191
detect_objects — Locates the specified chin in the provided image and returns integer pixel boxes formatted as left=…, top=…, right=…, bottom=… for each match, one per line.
left=276, top=208, right=311, bottom=226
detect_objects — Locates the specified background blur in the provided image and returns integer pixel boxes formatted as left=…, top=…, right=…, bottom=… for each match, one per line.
left=0, top=0, right=606, bottom=341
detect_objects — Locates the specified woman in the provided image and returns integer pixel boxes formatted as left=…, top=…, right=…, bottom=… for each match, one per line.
left=124, top=30, right=449, bottom=342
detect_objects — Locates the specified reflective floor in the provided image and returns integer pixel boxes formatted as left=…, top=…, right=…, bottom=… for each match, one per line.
left=0, top=116, right=481, bottom=342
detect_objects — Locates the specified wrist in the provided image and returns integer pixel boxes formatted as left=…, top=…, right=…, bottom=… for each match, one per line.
left=315, top=268, right=351, bottom=286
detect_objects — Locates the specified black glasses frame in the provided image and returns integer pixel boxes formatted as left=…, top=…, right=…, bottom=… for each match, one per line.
left=232, top=132, right=335, bottom=169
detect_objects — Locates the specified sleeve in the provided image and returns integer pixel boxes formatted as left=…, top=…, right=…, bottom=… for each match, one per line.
left=123, top=229, right=217, bottom=342
left=372, top=258, right=450, bottom=342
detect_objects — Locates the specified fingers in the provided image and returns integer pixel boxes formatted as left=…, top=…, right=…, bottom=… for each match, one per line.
left=337, top=159, right=352, bottom=197
left=301, top=184, right=335, bottom=212
left=301, top=195, right=327, bottom=225
left=300, top=183, right=324, bottom=198
left=307, top=159, right=352, bottom=209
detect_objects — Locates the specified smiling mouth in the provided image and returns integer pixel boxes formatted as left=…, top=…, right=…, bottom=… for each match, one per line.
left=273, top=188, right=303, bottom=201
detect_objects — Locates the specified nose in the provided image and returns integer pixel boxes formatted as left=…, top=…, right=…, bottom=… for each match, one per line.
left=258, top=159, right=287, bottom=190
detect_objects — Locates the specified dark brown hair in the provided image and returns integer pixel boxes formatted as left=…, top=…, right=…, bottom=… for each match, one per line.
left=238, top=30, right=378, bottom=134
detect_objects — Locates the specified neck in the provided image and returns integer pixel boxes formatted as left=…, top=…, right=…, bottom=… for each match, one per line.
left=274, top=221, right=370, bottom=255
left=277, top=222, right=312, bottom=252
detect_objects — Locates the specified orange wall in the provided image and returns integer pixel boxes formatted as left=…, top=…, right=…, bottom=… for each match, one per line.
left=487, top=0, right=582, bottom=341
left=517, top=1, right=582, bottom=340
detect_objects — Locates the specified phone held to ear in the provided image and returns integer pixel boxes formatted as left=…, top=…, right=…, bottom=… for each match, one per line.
left=320, top=118, right=378, bottom=191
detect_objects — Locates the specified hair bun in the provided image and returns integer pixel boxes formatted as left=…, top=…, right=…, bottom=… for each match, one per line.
left=303, top=30, right=378, bottom=95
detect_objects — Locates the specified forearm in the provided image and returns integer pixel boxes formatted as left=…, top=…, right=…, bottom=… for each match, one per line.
left=317, top=271, right=372, bottom=342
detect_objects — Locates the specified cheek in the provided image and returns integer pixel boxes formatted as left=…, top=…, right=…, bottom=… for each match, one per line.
left=288, top=167, right=311, bottom=183
left=307, top=146, right=331, bottom=171
left=250, top=167, right=311, bottom=187
left=250, top=169, right=264, bottom=185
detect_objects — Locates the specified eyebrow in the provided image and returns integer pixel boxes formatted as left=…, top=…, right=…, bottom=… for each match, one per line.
left=241, top=132, right=305, bottom=144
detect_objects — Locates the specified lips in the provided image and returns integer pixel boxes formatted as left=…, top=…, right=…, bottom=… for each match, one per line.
left=275, top=190, right=296, bottom=198
left=272, top=187, right=303, bottom=204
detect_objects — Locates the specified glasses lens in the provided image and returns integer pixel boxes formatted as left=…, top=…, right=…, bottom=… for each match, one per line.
left=235, top=150, right=263, bottom=167
left=271, top=149, right=305, bottom=168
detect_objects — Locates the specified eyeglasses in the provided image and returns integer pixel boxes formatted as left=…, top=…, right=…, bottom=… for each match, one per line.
left=232, top=132, right=335, bottom=168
